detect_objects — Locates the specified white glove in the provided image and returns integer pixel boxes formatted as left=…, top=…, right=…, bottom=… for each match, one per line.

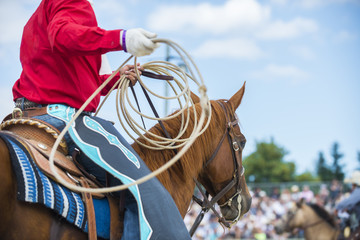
left=121, top=28, right=159, bottom=57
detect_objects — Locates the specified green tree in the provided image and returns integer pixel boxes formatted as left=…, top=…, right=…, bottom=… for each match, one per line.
left=330, top=142, right=345, bottom=181
left=243, top=138, right=295, bottom=183
left=295, top=171, right=318, bottom=182
left=316, top=151, right=333, bottom=181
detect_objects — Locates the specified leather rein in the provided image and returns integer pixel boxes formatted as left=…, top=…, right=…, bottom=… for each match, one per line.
left=189, top=102, right=245, bottom=236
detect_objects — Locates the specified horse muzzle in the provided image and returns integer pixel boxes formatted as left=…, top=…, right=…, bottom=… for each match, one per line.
left=219, top=192, right=252, bottom=225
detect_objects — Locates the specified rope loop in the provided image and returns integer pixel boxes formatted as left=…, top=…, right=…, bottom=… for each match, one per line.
left=48, top=39, right=211, bottom=193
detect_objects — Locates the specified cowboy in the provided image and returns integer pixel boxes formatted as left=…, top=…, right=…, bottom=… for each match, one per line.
left=12, top=0, right=191, bottom=239
left=335, top=170, right=360, bottom=238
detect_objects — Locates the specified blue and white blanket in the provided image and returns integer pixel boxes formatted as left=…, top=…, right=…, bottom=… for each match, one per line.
left=0, top=133, right=111, bottom=239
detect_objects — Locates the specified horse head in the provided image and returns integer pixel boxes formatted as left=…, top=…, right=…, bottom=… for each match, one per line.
left=194, top=82, right=252, bottom=226
left=275, top=198, right=339, bottom=239
left=275, top=198, right=307, bottom=234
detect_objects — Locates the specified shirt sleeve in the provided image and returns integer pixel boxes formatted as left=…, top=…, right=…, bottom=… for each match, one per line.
left=46, top=0, right=123, bottom=56
left=336, top=188, right=360, bottom=211
left=99, top=72, right=121, bottom=95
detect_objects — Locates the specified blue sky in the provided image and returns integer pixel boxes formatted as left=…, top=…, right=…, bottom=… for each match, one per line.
left=0, top=0, right=359, bottom=176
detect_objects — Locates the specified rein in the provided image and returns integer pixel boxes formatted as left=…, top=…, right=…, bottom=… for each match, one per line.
left=189, top=102, right=245, bottom=236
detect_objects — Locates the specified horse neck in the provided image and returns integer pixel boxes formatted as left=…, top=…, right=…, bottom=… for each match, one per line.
left=303, top=223, right=339, bottom=240
left=301, top=206, right=339, bottom=240
left=131, top=109, right=217, bottom=217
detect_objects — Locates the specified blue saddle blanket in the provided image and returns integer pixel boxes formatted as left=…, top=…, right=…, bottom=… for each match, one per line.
left=0, top=133, right=112, bottom=239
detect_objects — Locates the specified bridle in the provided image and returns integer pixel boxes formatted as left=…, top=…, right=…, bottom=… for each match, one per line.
left=135, top=87, right=246, bottom=236
left=189, top=101, right=245, bottom=236
left=129, top=76, right=246, bottom=236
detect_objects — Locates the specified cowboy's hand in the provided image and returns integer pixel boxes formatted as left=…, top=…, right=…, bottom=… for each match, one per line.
left=121, top=63, right=143, bottom=86
left=121, top=28, right=159, bottom=57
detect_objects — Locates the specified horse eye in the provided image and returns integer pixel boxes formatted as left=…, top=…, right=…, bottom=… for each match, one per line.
left=240, top=140, right=246, bottom=149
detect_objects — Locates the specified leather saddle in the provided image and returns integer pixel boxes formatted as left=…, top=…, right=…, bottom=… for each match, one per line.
left=0, top=115, right=122, bottom=240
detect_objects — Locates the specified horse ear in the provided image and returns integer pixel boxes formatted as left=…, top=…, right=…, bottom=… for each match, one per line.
left=190, top=91, right=200, bottom=104
left=296, top=198, right=305, bottom=208
left=228, top=82, right=246, bottom=110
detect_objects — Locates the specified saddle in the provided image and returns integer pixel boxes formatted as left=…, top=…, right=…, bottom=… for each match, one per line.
left=0, top=114, right=123, bottom=240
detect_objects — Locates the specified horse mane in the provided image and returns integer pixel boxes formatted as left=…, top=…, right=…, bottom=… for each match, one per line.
left=131, top=99, right=230, bottom=197
left=308, top=203, right=337, bottom=228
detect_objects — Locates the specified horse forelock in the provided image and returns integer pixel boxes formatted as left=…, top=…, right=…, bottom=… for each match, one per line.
left=308, top=203, right=337, bottom=228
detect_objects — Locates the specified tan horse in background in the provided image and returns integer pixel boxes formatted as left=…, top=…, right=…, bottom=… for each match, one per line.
left=275, top=198, right=340, bottom=240
left=0, top=84, right=251, bottom=239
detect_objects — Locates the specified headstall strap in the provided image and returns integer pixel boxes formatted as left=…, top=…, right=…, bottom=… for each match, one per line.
left=190, top=101, right=244, bottom=236
left=190, top=179, right=233, bottom=236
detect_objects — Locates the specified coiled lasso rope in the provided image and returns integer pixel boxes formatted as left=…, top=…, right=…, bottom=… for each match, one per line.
left=49, top=39, right=211, bottom=193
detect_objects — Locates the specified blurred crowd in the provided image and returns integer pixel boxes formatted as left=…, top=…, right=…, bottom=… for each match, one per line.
left=184, top=180, right=349, bottom=240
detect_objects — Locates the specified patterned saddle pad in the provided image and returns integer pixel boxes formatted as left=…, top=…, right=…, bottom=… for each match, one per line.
left=0, top=132, right=111, bottom=239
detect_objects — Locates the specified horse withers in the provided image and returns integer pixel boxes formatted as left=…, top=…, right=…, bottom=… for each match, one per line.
left=0, top=83, right=251, bottom=239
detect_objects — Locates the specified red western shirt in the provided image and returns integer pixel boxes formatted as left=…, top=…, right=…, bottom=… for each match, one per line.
left=12, top=0, right=124, bottom=112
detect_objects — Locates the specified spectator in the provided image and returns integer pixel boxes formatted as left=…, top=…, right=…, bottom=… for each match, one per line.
left=291, top=185, right=301, bottom=201
left=336, top=171, right=360, bottom=236
left=185, top=183, right=349, bottom=240
left=299, top=185, right=314, bottom=203
left=330, top=179, right=342, bottom=206
left=280, top=188, right=291, bottom=202
left=319, top=184, right=330, bottom=202
left=270, top=187, right=280, bottom=200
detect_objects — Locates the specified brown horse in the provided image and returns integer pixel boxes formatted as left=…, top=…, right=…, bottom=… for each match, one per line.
left=275, top=198, right=340, bottom=240
left=0, top=83, right=251, bottom=239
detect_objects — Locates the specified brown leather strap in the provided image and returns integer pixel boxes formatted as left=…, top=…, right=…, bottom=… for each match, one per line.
left=73, top=149, right=104, bottom=188
left=108, top=195, right=123, bottom=240
left=141, top=70, right=174, bottom=80
left=13, top=107, right=48, bottom=118
left=3, top=132, right=76, bottom=185
left=79, top=177, right=97, bottom=240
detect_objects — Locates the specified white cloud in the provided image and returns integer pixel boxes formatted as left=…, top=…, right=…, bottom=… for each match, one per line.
left=145, top=0, right=322, bottom=60
left=147, top=0, right=271, bottom=34
left=298, top=0, right=356, bottom=9
left=257, top=18, right=318, bottom=40
left=270, top=0, right=289, bottom=5
left=251, top=64, right=309, bottom=82
left=299, top=0, right=325, bottom=8
left=270, top=0, right=357, bottom=9
left=147, top=0, right=320, bottom=42
left=290, top=45, right=316, bottom=60
left=92, top=0, right=136, bottom=28
left=266, top=64, right=308, bottom=77
left=334, top=30, right=357, bottom=43
left=193, top=38, right=263, bottom=60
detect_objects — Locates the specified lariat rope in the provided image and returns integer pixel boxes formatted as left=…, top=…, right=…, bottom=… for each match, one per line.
left=49, top=39, right=212, bottom=193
